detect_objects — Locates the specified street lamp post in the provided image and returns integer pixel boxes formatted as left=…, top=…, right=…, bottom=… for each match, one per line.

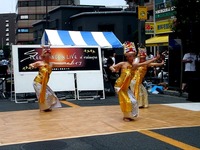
left=45, top=0, right=48, bottom=29
left=2, top=38, right=3, bottom=49
left=138, top=0, right=145, bottom=46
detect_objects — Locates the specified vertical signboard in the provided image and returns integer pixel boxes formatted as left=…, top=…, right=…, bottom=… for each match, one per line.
left=138, top=6, right=148, bottom=20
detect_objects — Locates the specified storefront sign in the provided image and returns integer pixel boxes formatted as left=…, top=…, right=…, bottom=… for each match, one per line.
left=145, top=22, right=154, bottom=35
left=155, top=6, right=175, bottom=14
left=155, top=10, right=176, bottom=20
left=155, top=19, right=173, bottom=34
left=155, top=0, right=176, bottom=21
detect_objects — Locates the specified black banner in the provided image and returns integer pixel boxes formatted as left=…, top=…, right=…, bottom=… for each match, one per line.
left=18, top=47, right=100, bottom=72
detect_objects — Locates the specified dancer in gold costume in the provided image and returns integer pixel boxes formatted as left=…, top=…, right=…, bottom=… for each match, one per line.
left=130, top=47, right=164, bottom=108
left=109, top=42, right=160, bottom=121
left=29, top=46, right=69, bottom=112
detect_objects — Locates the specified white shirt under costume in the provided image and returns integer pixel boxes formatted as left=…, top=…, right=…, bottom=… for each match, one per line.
left=183, top=53, right=197, bottom=72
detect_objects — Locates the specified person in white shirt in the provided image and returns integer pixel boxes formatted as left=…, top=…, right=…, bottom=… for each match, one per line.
left=146, top=52, right=154, bottom=60
left=111, top=52, right=116, bottom=65
left=181, top=51, right=197, bottom=94
left=0, top=58, right=9, bottom=66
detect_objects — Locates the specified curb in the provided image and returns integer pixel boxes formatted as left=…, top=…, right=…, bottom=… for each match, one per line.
left=163, top=90, right=188, bottom=98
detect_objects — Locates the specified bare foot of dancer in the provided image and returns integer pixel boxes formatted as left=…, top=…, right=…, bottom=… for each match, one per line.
left=123, top=117, right=134, bottom=122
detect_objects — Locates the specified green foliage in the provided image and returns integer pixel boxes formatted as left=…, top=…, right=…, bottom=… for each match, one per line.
left=173, top=0, right=200, bottom=51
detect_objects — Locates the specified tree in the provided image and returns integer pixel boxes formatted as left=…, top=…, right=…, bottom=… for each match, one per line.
left=173, top=0, right=200, bottom=52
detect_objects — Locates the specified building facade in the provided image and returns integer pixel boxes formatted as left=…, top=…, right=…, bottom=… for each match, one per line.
left=0, top=13, right=16, bottom=48
left=18, top=0, right=153, bottom=45
left=33, top=6, right=124, bottom=44
left=70, top=11, right=138, bottom=44
left=16, top=0, right=80, bottom=44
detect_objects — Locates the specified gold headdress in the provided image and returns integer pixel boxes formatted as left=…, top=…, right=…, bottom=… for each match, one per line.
left=137, top=45, right=147, bottom=58
left=123, top=41, right=137, bottom=55
left=41, top=44, right=51, bottom=57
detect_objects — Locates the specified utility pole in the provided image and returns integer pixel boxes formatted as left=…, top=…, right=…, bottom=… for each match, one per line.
left=1, top=38, right=3, bottom=49
left=138, top=0, right=145, bottom=46
left=45, top=0, right=48, bottom=29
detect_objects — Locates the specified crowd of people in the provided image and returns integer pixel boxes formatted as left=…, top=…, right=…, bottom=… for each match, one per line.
left=0, top=57, right=11, bottom=97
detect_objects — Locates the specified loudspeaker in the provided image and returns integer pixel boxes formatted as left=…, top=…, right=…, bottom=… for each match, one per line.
left=187, top=77, right=200, bottom=102
left=168, top=46, right=182, bottom=88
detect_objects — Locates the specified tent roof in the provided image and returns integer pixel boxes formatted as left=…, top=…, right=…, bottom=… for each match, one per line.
left=145, top=35, right=169, bottom=47
left=41, top=29, right=123, bottom=48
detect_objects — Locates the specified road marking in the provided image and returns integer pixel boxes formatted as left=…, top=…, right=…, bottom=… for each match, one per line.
left=163, top=103, right=200, bottom=111
left=60, top=100, right=80, bottom=108
left=139, top=130, right=200, bottom=150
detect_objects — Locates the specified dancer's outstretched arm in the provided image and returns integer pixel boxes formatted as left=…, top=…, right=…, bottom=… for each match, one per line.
left=132, top=57, right=158, bottom=70
left=109, top=62, right=124, bottom=73
left=148, top=60, right=165, bottom=67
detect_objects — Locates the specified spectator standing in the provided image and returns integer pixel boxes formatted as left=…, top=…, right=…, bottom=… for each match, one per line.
left=180, top=50, right=198, bottom=95
left=111, top=52, right=116, bottom=65
left=0, top=58, right=9, bottom=66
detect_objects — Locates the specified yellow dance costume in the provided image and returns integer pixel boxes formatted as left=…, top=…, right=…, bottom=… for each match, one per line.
left=115, top=65, right=139, bottom=118
left=33, top=64, right=61, bottom=111
left=130, top=65, right=148, bottom=108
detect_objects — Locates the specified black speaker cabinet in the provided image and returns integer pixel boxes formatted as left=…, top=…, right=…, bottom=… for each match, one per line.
left=187, top=77, right=200, bottom=102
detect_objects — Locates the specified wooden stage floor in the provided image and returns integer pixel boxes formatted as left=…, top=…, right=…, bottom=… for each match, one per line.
left=0, top=102, right=200, bottom=147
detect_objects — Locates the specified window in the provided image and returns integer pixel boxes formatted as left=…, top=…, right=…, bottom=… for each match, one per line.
left=28, top=15, right=36, bottom=20
left=20, top=15, right=29, bottom=20
left=98, top=24, right=115, bottom=32
left=37, top=14, right=44, bottom=20
left=52, top=0, right=60, bottom=5
left=35, top=1, right=42, bottom=6
left=127, top=25, right=132, bottom=34
left=29, top=1, right=36, bottom=6
left=19, top=14, right=44, bottom=20
left=60, top=0, right=70, bottom=5
left=18, top=28, right=29, bottom=33
left=78, top=26, right=83, bottom=31
left=19, top=1, right=28, bottom=7
left=18, top=0, right=73, bottom=7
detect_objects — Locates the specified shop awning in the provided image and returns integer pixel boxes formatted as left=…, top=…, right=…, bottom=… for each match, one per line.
left=41, top=29, right=123, bottom=48
left=145, top=35, right=169, bottom=47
